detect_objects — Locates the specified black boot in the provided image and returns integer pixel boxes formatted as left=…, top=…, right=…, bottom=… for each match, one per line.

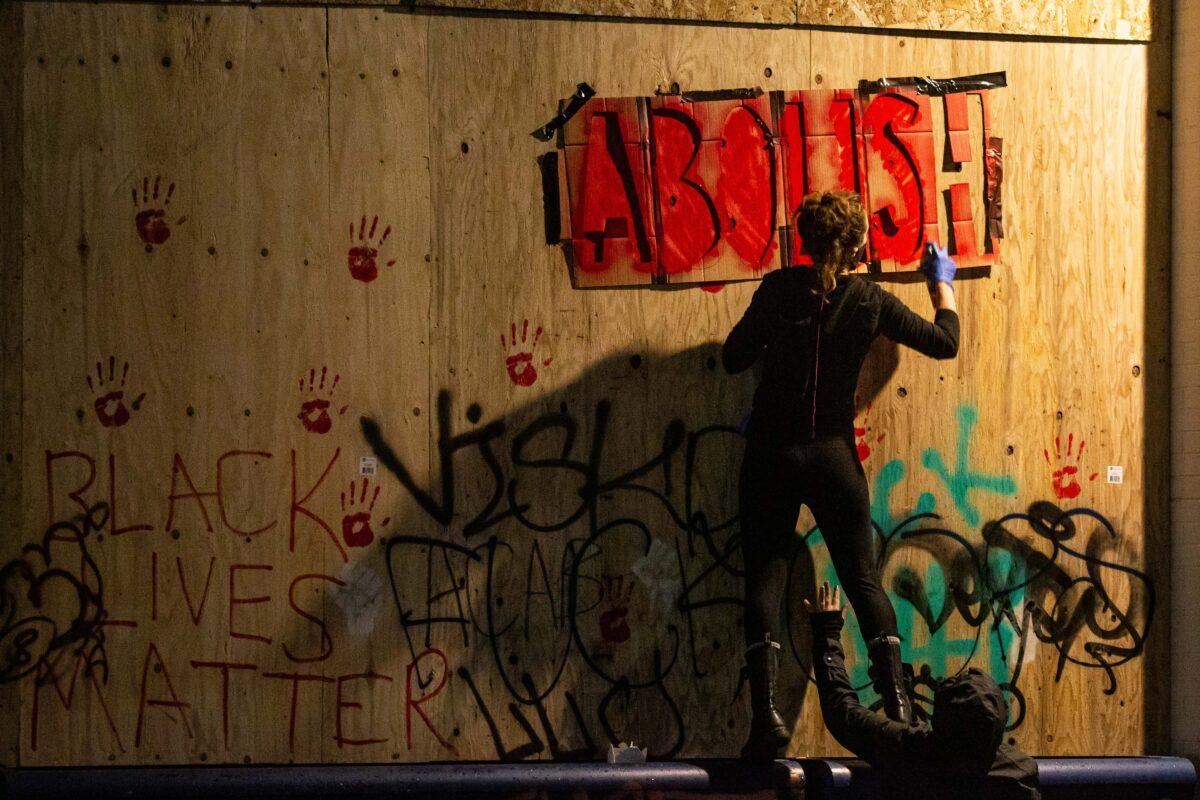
left=868, top=635, right=913, bottom=725
left=740, top=636, right=790, bottom=761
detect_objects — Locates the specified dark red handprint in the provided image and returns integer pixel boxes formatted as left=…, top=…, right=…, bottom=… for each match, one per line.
left=132, top=176, right=185, bottom=249
left=297, top=367, right=347, bottom=434
left=1043, top=433, right=1098, bottom=500
left=85, top=356, right=146, bottom=428
left=347, top=215, right=394, bottom=283
left=340, top=477, right=390, bottom=548
left=501, top=320, right=552, bottom=387
left=598, top=574, right=634, bottom=644
left=854, top=400, right=886, bottom=462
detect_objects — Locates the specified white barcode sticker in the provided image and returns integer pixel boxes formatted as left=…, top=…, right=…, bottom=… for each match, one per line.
left=359, top=456, right=377, bottom=477
left=1107, top=465, right=1123, bottom=484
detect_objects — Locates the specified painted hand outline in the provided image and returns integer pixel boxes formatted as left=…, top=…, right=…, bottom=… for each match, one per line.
left=598, top=574, right=635, bottom=644
left=132, top=175, right=185, bottom=248
left=501, top=320, right=552, bottom=387
left=297, top=367, right=347, bottom=434
left=347, top=215, right=394, bottom=283
left=340, top=477, right=390, bottom=548
left=1043, top=433, right=1098, bottom=500
left=86, top=356, right=146, bottom=428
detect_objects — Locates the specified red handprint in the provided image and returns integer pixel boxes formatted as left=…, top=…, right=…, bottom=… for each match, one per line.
left=297, top=367, right=347, bottom=434
left=501, top=320, right=552, bottom=387
left=85, top=356, right=146, bottom=428
left=1043, top=433, right=1098, bottom=500
left=340, top=478, right=390, bottom=549
left=854, top=400, right=886, bottom=462
left=598, top=574, right=634, bottom=644
left=132, top=176, right=185, bottom=248
left=347, top=215, right=394, bottom=283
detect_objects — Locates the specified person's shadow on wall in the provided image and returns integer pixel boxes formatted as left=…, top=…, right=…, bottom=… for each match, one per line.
left=332, top=331, right=897, bottom=761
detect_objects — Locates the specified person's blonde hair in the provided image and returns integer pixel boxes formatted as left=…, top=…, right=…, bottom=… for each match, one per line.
left=795, top=191, right=867, bottom=294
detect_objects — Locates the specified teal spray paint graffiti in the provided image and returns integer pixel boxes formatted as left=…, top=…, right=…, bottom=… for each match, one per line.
left=801, top=402, right=1152, bottom=731
left=919, top=405, right=1018, bottom=527
left=807, top=404, right=1027, bottom=719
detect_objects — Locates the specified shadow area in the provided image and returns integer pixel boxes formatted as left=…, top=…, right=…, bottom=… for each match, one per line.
left=1140, top=30, right=1172, bottom=756
left=345, top=338, right=897, bottom=762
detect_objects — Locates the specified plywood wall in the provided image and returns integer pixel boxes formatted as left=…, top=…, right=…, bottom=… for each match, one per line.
left=200, top=0, right=1160, bottom=40
left=0, top=0, right=27, bottom=770
left=2, top=1, right=1169, bottom=766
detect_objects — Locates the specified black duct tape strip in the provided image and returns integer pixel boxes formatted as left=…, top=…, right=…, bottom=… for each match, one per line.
left=679, top=87, right=764, bottom=103
left=531, top=82, right=596, bottom=142
left=538, top=152, right=561, bottom=245
left=858, top=70, right=1007, bottom=96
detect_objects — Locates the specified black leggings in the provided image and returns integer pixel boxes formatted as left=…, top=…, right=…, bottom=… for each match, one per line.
left=739, top=432, right=899, bottom=648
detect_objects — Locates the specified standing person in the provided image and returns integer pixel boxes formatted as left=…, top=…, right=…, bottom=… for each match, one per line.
left=804, top=582, right=1040, bottom=800
left=724, top=190, right=960, bottom=760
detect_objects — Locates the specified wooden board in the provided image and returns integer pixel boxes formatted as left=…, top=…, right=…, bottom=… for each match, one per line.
left=777, top=88, right=865, bottom=266
left=0, top=0, right=25, bottom=768
left=795, top=0, right=1157, bottom=41
left=562, top=96, right=660, bottom=286
left=562, top=92, right=786, bottom=287
left=160, top=0, right=1158, bottom=40
left=560, top=85, right=995, bottom=281
left=4, top=2, right=1169, bottom=766
left=807, top=29, right=1171, bottom=756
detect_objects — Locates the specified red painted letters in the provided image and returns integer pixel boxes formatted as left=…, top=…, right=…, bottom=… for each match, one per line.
left=558, top=84, right=1000, bottom=285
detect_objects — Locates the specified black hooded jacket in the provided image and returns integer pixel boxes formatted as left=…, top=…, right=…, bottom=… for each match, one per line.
left=722, top=268, right=959, bottom=444
left=810, top=611, right=1040, bottom=800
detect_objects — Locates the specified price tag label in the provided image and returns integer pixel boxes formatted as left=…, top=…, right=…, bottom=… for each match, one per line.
left=1107, top=465, right=1123, bottom=484
left=359, top=456, right=377, bottom=477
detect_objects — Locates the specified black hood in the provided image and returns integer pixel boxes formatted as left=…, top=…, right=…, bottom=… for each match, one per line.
left=931, top=667, right=1008, bottom=769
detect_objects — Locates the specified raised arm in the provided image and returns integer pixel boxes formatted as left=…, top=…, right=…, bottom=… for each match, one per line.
left=809, top=612, right=914, bottom=763
left=806, top=584, right=916, bottom=766
left=877, top=290, right=959, bottom=359
left=876, top=243, right=960, bottom=359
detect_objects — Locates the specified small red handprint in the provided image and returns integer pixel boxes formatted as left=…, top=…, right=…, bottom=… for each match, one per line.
left=297, top=367, right=347, bottom=434
left=1043, top=433, right=1098, bottom=500
left=85, top=356, right=146, bottom=428
left=347, top=215, right=395, bottom=283
left=501, top=320, right=552, bottom=387
left=132, top=176, right=185, bottom=249
left=854, top=400, right=886, bottom=462
left=340, top=477, right=390, bottom=548
left=598, top=574, right=635, bottom=644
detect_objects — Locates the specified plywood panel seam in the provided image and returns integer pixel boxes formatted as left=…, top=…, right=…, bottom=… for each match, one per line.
left=0, top=0, right=25, bottom=769
left=18, top=1, right=1161, bottom=42
left=423, top=12, right=437, bottom=522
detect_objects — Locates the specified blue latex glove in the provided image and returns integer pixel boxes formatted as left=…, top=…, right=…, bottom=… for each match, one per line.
left=919, top=242, right=956, bottom=284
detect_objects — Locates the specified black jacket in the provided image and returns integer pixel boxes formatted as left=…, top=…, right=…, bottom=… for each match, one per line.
left=723, top=268, right=959, bottom=443
left=809, top=611, right=1040, bottom=800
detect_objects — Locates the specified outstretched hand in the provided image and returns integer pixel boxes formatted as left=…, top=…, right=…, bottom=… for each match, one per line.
left=804, top=581, right=845, bottom=617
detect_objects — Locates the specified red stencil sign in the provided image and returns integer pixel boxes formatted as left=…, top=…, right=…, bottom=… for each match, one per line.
left=552, top=85, right=1001, bottom=288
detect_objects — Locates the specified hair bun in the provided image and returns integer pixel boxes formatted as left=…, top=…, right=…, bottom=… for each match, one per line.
left=794, top=191, right=867, bottom=293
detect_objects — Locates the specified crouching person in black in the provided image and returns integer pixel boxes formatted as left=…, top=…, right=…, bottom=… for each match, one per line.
left=806, top=582, right=1040, bottom=800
